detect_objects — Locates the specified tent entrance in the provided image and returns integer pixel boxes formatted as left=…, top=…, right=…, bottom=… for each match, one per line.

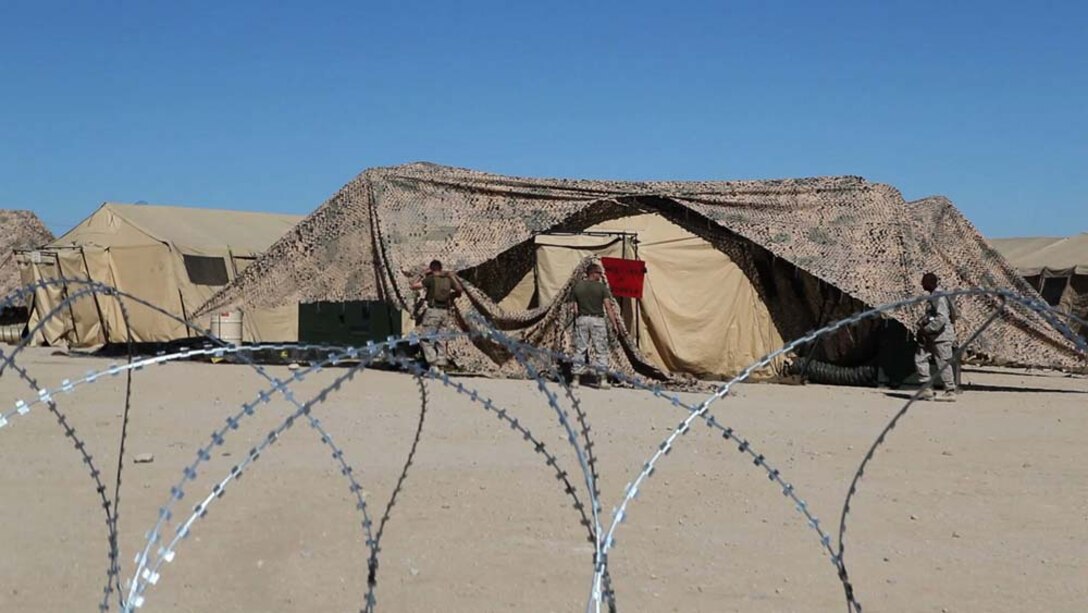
left=474, top=212, right=793, bottom=379
left=531, top=230, right=642, bottom=345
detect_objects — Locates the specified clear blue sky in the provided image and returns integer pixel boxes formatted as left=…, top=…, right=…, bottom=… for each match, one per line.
left=2, top=1, right=1085, bottom=238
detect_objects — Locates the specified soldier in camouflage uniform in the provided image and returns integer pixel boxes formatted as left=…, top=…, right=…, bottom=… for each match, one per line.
left=569, top=263, right=621, bottom=389
left=410, top=260, right=462, bottom=369
left=914, top=272, right=957, bottom=402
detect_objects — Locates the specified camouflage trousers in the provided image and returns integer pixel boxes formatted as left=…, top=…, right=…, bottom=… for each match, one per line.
left=915, top=338, right=956, bottom=391
left=420, top=307, right=451, bottom=366
left=572, top=315, right=609, bottom=375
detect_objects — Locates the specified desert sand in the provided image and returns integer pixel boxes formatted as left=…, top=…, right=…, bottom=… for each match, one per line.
left=1, top=347, right=1085, bottom=612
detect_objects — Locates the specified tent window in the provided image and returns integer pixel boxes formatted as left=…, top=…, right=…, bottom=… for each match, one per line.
left=1040, top=276, right=1068, bottom=306
left=183, top=255, right=229, bottom=286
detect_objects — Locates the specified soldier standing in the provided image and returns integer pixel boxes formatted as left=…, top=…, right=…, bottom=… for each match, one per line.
left=569, top=263, right=621, bottom=389
left=914, top=272, right=958, bottom=402
left=410, top=259, right=462, bottom=369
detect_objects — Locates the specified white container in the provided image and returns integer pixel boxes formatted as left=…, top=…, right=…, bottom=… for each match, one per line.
left=210, top=310, right=243, bottom=346
left=0, top=323, right=22, bottom=344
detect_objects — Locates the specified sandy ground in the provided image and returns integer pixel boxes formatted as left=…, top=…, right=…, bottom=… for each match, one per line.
left=0, top=347, right=1085, bottom=612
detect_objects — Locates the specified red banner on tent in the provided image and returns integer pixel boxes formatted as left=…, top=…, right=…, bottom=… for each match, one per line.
left=600, top=257, right=647, bottom=299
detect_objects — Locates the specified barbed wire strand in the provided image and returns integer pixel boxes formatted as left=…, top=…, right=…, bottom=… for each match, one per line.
left=2, top=280, right=1084, bottom=612
left=121, top=342, right=389, bottom=610
left=470, top=323, right=607, bottom=612
left=587, top=288, right=1087, bottom=611
left=386, top=344, right=619, bottom=612
left=834, top=302, right=1007, bottom=612
left=0, top=279, right=381, bottom=612
left=0, top=283, right=139, bottom=610
left=365, top=368, right=428, bottom=612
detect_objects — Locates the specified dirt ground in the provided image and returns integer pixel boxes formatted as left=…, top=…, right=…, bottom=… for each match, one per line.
left=0, top=347, right=1085, bottom=612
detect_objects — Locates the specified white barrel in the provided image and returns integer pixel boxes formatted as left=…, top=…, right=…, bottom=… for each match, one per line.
left=210, top=310, right=244, bottom=346
left=0, top=323, right=22, bottom=344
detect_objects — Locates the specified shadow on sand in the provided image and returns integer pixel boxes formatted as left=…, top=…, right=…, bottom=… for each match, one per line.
left=884, top=384, right=1087, bottom=401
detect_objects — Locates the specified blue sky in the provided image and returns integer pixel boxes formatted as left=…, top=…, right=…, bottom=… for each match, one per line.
left=2, top=1, right=1085, bottom=237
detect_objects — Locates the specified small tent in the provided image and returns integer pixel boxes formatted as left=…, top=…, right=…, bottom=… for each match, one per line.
left=990, top=233, right=1088, bottom=338
left=199, top=163, right=1083, bottom=379
left=17, top=202, right=303, bottom=347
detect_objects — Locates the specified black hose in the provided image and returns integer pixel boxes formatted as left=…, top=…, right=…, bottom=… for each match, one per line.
left=788, top=358, right=877, bottom=387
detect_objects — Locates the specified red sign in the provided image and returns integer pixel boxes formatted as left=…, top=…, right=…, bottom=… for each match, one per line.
left=600, top=257, right=647, bottom=299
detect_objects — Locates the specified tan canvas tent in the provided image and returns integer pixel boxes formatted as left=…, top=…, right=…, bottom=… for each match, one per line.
left=17, top=202, right=303, bottom=347
left=200, top=163, right=1083, bottom=380
left=498, top=214, right=786, bottom=378
left=990, top=233, right=1088, bottom=337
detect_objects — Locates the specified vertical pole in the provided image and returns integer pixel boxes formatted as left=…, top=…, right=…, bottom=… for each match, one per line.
left=633, top=236, right=641, bottom=349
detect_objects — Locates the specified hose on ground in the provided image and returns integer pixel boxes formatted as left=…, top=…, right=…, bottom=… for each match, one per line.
left=787, top=358, right=877, bottom=387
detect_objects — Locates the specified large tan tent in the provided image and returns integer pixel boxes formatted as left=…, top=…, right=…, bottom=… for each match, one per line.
left=17, top=202, right=303, bottom=347
left=199, top=163, right=1084, bottom=380
left=990, top=233, right=1088, bottom=338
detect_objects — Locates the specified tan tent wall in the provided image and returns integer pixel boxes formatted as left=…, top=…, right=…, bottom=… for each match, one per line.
left=534, top=235, right=630, bottom=304
left=18, top=203, right=302, bottom=347
left=990, top=234, right=1088, bottom=277
left=597, top=215, right=785, bottom=377
left=497, top=271, right=535, bottom=312
left=19, top=252, right=70, bottom=345
left=990, top=234, right=1088, bottom=338
left=499, top=214, right=786, bottom=378
left=232, top=257, right=300, bottom=342
left=21, top=245, right=300, bottom=346
left=55, top=249, right=108, bottom=345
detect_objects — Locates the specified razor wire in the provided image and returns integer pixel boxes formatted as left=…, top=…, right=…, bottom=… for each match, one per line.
left=479, top=328, right=858, bottom=611
left=833, top=302, right=1006, bottom=613
left=121, top=344, right=385, bottom=610
left=8, top=280, right=1079, bottom=609
left=365, top=372, right=428, bottom=612
left=586, top=287, right=1087, bottom=612
left=535, top=354, right=613, bottom=611
left=102, top=290, right=136, bottom=611
left=124, top=332, right=604, bottom=611
left=386, top=337, right=619, bottom=613
left=1, top=324, right=729, bottom=613
left=381, top=352, right=616, bottom=602
left=0, top=281, right=1084, bottom=612
left=0, top=282, right=139, bottom=611
left=0, top=280, right=385, bottom=611
left=472, top=324, right=607, bottom=611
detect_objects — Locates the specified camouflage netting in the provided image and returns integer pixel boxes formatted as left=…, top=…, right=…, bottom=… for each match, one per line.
left=904, top=196, right=1084, bottom=365
left=0, top=210, right=53, bottom=298
left=199, top=162, right=1084, bottom=376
